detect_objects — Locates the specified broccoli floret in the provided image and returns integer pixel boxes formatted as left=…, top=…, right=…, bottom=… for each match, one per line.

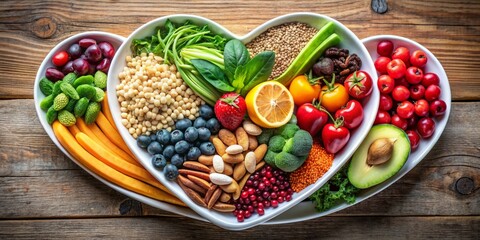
left=268, top=135, right=286, bottom=153
left=257, top=128, right=275, bottom=144
left=288, top=114, right=297, bottom=124
left=283, top=129, right=313, bottom=157
left=264, top=149, right=278, bottom=168
left=277, top=123, right=299, bottom=139
left=274, top=152, right=307, bottom=172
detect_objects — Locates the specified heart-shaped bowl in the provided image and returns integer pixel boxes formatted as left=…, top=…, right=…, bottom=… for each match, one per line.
left=266, top=34, right=451, bottom=224
left=108, top=13, right=378, bottom=230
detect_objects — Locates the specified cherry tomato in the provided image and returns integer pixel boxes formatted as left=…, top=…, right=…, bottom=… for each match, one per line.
left=296, top=102, right=328, bottom=136
left=395, top=77, right=410, bottom=88
left=391, top=47, right=410, bottom=65
left=52, top=50, right=70, bottom=67
left=374, top=110, right=391, bottom=125
left=344, top=71, right=373, bottom=99
left=425, top=85, right=441, bottom=101
left=410, top=84, right=425, bottom=100
left=335, top=100, right=364, bottom=129
left=406, top=130, right=421, bottom=150
left=379, top=94, right=393, bottom=111
left=392, top=85, right=410, bottom=102
left=429, top=99, right=447, bottom=117
left=374, top=56, right=391, bottom=74
left=391, top=114, right=408, bottom=130
left=387, top=59, right=407, bottom=79
left=377, top=40, right=394, bottom=57
left=397, top=101, right=415, bottom=119
left=289, top=74, right=322, bottom=106
left=405, top=66, right=424, bottom=84
left=414, top=99, right=430, bottom=117
left=410, top=50, right=428, bottom=68
left=321, top=123, right=350, bottom=154
left=320, top=76, right=349, bottom=113
left=422, top=73, right=440, bottom=87
left=377, top=75, right=395, bottom=94
left=417, top=117, right=435, bottom=138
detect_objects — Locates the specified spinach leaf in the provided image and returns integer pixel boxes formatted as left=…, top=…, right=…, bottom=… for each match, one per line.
left=191, top=59, right=234, bottom=92
left=240, top=51, right=275, bottom=96
left=231, top=65, right=246, bottom=90
left=224, top=39, right=250, bottom=83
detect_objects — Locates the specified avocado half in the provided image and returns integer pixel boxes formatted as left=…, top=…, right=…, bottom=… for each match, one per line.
left=348, top=124, right=411, bottom=189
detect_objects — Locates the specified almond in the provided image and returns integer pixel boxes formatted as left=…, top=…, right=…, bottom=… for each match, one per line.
left=218, top=129, right=236, bottom=146
left=225, top=144, right=244, bottom=155
left=187, top=175, right=211, bottom=190
left=233, top=162, right=247, bottom=181
left=238, top=172, right=252, bottom=191
left=211, top=137, right=226, bottom=155
left=220, top=179, right=239, bottom=194
left=254, top=144, right=268, bottom=163
left=183, top=161, right=210, bottom=173
left=244, top=151, right=257, bottom=173
left=255, top=160, right=266, bottom=171
left=243, top=119, right=262, bottom=136
left=204, top=184, right=218, bottom=204
left=209, top=173, right=233, bottom=185
left=235, top=127, right=249, bottom=151
left=223, top=162, right=233, bottom=176
left=207, top=187, right=222, bottom=209
left=222, top=153, right=244, bottom=164
left=178, top=180, right=207, bottom=208
left=178, top=169, right=210, bottom=181
left=248, top=135, right=258, bottom=151
left=212, top=202, right=236, bottom=212
left=178, top=175, right=206, bottom=195
left=212, top=154, right=224, bottom=173
left=219, top=192, right=231, bottom=203
left=198, top=155, right=214, bottom=166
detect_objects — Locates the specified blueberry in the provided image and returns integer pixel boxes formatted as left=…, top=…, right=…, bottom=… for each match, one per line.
left=206, top=118, right=221, bottom=134
left=199, top=104, right=214, bottom=120
left=137, top=135, right=152, bottom=149
left=171, top=154, right=184, bottom=168
left=163, top=164, right=179, bottom=181
left=199, top=142, right=216, bottom=155
left=174, top=140, right=190, bottom=155
left=147, top=141, right=163, bottom=155
left=149, top=134, right=157, bottom=142
left=162, top=145, right=175, bottom=160
left=186, top=147, right=202, bottom=161
left=152, top=154, right=167, bottom=169
left=193, top=117, right=207, bottom=128
left=156, top=129, right=171, bottom=145
left=170, top=130, right=184, bottom=144
left=195, top=141, right=203, bottom=148
left=175, top=119, right=192, bottom=131
left=197, top=127, right=211, bottom=142
left=184, top=127, right=199, bottom=143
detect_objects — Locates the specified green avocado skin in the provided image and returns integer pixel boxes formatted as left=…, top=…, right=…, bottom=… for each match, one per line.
left=348, top=124, right=410, bottom=189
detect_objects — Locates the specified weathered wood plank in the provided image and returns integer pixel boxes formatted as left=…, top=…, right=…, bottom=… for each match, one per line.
left=0, top=0, right=479, bottom=99
left=0, top=216, right=478, bottom=239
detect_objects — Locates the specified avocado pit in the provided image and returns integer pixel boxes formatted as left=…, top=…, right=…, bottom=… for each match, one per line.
left=366, top=137, right=396, bottom=166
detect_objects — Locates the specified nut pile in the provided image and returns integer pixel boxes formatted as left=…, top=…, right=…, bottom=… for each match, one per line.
left=176, top=120, right=268, bottom=212
left=312, top=47, right=362, bottom=84
left=246, top=22, right=318, bottom=80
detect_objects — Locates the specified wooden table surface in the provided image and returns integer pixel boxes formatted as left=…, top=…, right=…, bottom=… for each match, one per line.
left=1, top=0, right=479, bottom=238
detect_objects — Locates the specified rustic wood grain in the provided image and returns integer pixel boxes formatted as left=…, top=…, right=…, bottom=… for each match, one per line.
left=0, top=0, right=479, bottom=99
left=0, top=216, right=478, bottom=239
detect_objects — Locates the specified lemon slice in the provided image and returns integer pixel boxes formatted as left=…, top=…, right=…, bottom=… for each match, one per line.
left=245, top=81, right=294, bottom=128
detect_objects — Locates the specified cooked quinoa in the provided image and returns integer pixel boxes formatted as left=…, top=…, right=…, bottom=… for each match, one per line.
left=246, top=22, right=318, bottom=80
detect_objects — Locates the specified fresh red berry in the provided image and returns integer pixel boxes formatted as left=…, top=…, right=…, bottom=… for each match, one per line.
left=214, top=93, right=247, bottom=131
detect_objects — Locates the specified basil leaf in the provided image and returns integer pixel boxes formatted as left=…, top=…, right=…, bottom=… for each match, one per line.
left=191, top=59, right=234, bottom=92
left=240, top=51, right=275, bottom=96
left=232, top=65, right=246, bottom=90
left=224, top=39, right=250, bottom=83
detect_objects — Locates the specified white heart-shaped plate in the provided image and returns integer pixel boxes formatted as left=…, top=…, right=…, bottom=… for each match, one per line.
left=107, top=13, right=378, bottom=230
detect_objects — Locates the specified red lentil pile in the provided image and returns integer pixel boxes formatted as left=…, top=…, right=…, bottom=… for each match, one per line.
left=246, top=22, right=318, bottom=80
left=290, top=142, right=334, bottom=192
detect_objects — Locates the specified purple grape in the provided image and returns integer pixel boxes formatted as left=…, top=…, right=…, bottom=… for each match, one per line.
left=45, top=67, right=65, bottom=81
left=62, top=60, right=74, bottom=74
left=96, top=58, right=111, bottom=73
left=73, top=58, right=89, bottom=76
left=79, top=38, right=97, bottom=48
left=80, top=54, right=87, bottom=60
left=98, top=41, right=115, bottom=58
left=67, top=43, right=82, bottom=59
left=85, top=44, right=102, bottom=63
left=88, top=62, right=96, bottom=75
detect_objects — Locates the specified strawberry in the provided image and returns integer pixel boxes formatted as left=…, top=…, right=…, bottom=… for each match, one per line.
left=214, top=93, right=247, bottom=131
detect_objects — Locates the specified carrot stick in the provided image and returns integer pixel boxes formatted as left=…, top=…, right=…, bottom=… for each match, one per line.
left=101, top=92, right=118, bottom=132
left=96, top=111, right=136, bottom=159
